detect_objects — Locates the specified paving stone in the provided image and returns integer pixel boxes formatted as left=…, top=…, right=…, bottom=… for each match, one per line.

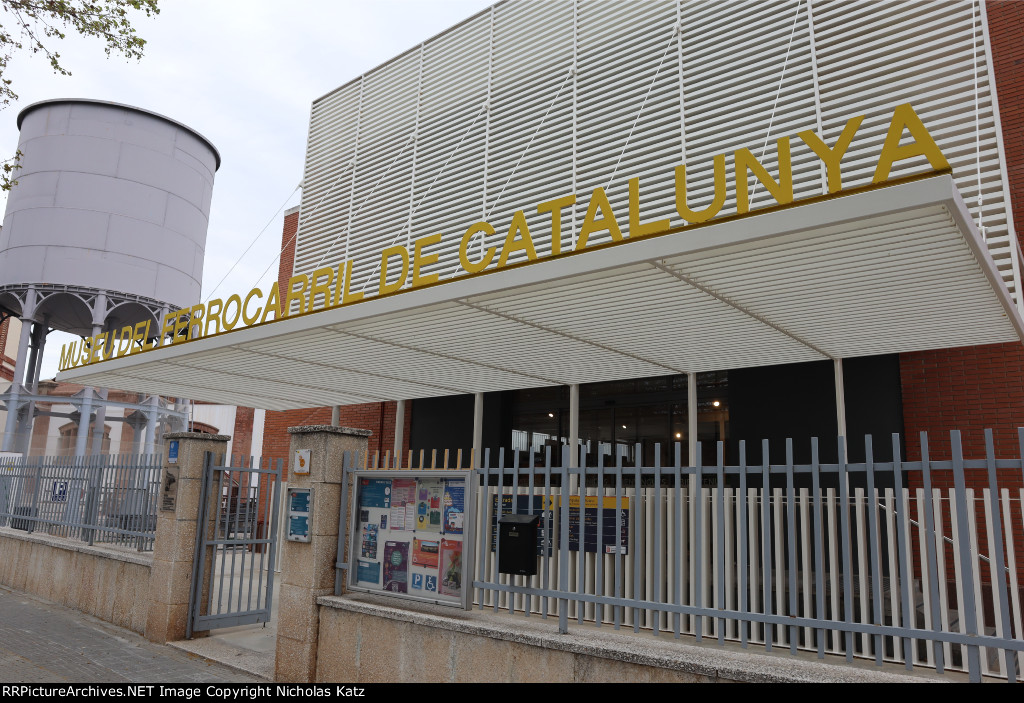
left=0, top=586, right=267, bottom=683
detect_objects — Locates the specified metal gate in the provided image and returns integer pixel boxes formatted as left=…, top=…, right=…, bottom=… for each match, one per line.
left=187, top=453, right=282, bottom=638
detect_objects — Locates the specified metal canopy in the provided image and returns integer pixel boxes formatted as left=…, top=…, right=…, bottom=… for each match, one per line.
left=58, top=174, right=1024, bottom=411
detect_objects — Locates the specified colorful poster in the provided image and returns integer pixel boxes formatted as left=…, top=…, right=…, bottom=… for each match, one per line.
left=357, top=560, right=380, bottom=585
left=392, top=478, right=416, bottom=505
left=359, top=478, right=392, bottom=508
left=389, top=479, right=417, bottom=530
left=443, top=480, right=465, bottom=535
left=361, top=523, right=378, bottom=558
left=389, top=507, right=406, bottom=531
left=383, top=541, right=409, bottom=593
left=412, top=538, right=440, bottom=568
left=439, top=539, right=462, bottom=598
left=416, top=479, right=444, bottom=532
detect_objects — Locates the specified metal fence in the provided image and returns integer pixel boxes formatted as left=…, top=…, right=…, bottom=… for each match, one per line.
left=463, top=430, right=1024, bottom=683
left=187, top=454, right=282, bottom=637
left=0, top=453, right=162, bottom=551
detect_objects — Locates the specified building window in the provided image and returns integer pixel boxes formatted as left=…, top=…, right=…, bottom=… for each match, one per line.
left=58, top=422, right=111, bottom=456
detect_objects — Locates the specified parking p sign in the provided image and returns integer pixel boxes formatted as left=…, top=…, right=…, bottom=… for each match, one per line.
left=51, top=480, right=68, bottom=503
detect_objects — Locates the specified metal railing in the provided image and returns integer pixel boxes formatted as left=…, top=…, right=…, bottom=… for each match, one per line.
left=468, top=430, right=1024, bottom=683
left=0, top=453, right=162, bottom=551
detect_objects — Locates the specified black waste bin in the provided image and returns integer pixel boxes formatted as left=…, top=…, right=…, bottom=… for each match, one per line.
left=11, top=506, right=37, bottom=531
left=497, top=513, right=541, bottom=576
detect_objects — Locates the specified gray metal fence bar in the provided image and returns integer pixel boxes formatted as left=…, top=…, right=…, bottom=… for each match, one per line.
left=214, top=459, right=228, bottom=615
left=246, top=457, right=261, bottom=614
left=525, top=449, right=536, bottom=618
left=786, top=438, right=797, bottom=655
left=811, top=438, right=825, bottom=659
left=510, top=448, right=520, bottom=617
left=493, top=447, right=505, bottom=615
left=334, top=451, right=351, bottom=596
left=761, top=439, right=771, bottom=652
left=577, top=450, right=586, bottom=626
left=715, top=441, right=725, bottom=645
left=542, top=446, right=552, bottom=619
left=984, top=429, right=1015, bottom=683
left=558, top=444, right=569, bottom=634
left=652, top=444, right=661, bottom=636
left=473, top=580, right=1024, bottom=649
left=614, top=450, right=623, bottom=630
left=950, top=431, right=982, bottom=683
left=29, top=457, right=41, bottom=534
left=864, top=435, right=883, bottom=665
left=632, top=443, right=641, bottom=634
left=595, top=447, right=605, bottom=627
left=837, top=436, right=854, bottom=662
left=919, top=433, right=945, bottom=673
left=891, top=434, right=914, bottom=671
left=739, top=440, right=749, bottom=649
left=187, top=452, right=217, bottom=640
left=674, top=442, right=683, bottom=640
left=477, top=448, right=491, bottom=612
left=263, top=457, right=282, bottom=616
left=694, top=441, right=704, bottom=643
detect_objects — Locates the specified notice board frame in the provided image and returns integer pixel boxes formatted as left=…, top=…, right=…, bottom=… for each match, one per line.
left=346, top=469, right=474, bottom=610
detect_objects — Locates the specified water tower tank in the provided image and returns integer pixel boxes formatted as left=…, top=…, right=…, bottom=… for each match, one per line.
left=0, top=99, right=219, bottom=456
left=0, top=99, right=220, bottom=334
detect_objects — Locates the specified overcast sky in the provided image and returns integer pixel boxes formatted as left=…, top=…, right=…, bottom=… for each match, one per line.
left=0, top=0, right=493, bottom=379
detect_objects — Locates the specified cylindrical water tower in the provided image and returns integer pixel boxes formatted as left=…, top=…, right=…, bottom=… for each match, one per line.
left=0, top=99, right=220, bottom=455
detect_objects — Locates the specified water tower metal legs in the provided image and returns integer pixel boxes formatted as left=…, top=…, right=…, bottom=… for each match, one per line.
left=91, top=390, right=107, bottom=455
left=2, top=300, right=37, bottom=452
left=74, top=388, right=94, bottom=457
left=1, top=394, right=22, bottom=453
left=14, top=320, right=48, bottom=453
left=144, top=396, right=158, bottom=455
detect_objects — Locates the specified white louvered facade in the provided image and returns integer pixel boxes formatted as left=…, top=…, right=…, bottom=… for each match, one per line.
left=295, top=0, right=1021, bottom=310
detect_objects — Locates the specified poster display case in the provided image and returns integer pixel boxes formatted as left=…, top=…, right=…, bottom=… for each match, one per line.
left=347, top=470, right=473, bottom=609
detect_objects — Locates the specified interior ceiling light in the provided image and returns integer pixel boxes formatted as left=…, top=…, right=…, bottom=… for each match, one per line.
left=713, top=400, right=721, bottom=407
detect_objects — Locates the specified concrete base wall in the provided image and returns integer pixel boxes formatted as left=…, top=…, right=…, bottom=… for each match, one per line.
left=315, top=593, right=943, bottom=684
left=0, top=528, right=151, bottom=633
left=316, top=604, right=712, bottom=683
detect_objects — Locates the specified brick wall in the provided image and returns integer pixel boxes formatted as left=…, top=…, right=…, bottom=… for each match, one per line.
left=899, top=342, right=1024, bottom=582
left=900, top=342, right=1024, bottom=467
left=260, top=401, right=410, bottom=477
left=278, top=207, right=299, bottom=302
left=0, top=317, right=13, bottom=381
left=231, top=406, right=255, bottom=462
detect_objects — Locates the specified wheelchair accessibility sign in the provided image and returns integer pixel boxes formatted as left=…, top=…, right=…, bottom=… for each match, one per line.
left=51, top=480, right=69, bottom=503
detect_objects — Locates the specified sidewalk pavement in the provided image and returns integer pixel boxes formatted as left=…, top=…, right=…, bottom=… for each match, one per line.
left=0, top=586, right=268, bottom=684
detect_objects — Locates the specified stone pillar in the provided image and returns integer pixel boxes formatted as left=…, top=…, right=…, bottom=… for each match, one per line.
left=145, top=431, right=230, bottom=643
left=275, top=425, right=370, bottom=684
